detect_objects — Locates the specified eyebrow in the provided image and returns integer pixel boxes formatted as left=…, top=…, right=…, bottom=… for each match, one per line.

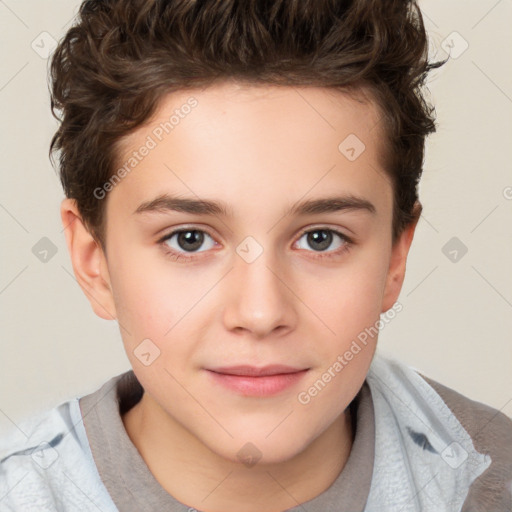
left=133, top=193, right=376, bottom=218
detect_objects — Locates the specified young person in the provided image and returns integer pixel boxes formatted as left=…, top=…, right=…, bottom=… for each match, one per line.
left=1, top=0, right=511, bottom=510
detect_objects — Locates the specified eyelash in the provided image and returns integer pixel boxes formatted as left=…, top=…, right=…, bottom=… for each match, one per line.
left=157, top=226, right=353, bottom=263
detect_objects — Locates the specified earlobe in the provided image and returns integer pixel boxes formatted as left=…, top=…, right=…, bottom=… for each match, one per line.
left=60, top=198, right=117, bottom=321
left=381, top=207, right=421, bottom=313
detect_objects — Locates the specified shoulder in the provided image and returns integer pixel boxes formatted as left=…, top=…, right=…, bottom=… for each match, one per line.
left=418, top=372, right=512, bottom=510
left=367, top=352, right=512, bottom=510
left=0, top=397, right=116, bottom=511
left=418, top=372, right=512, bottom=451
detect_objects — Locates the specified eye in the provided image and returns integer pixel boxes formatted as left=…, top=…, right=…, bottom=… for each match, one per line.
left=294, top=227, right=352, bottom=258
left=158, top=226, right=352, bottom=263
left=159, top=228, right=216, bottom=261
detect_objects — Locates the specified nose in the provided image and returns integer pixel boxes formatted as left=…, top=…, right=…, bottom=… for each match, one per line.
left=221, top=246, right=297, bottom=339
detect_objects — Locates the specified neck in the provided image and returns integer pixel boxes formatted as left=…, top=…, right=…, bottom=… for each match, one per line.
left=122, top=392, right=354, bottom=512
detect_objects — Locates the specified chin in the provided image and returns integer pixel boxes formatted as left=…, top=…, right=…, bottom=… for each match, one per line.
left=203, top=430, right=311, bottom=468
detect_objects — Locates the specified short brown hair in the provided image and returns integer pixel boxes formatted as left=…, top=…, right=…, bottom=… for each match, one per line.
left=49, top=0, right=446, bottom=247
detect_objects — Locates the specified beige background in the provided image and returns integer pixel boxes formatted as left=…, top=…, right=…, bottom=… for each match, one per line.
left=1, top=0, right=511, bottom=432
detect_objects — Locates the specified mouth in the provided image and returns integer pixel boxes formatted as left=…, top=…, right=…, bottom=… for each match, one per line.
left=207, top=364, right=307, bottom=377
left=205, top=365, right=310, bottom=397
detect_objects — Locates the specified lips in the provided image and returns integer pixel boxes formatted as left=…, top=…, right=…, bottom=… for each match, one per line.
left=205, top=365, right=310, bottom=397
left=207, top=364, right=307, bottom=377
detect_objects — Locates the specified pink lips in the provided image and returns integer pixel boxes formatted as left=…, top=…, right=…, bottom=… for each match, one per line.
left=206, top=365, right=309, bottom=397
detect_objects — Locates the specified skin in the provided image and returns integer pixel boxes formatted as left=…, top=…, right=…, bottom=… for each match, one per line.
left=61, top=82, right=418, bottom=512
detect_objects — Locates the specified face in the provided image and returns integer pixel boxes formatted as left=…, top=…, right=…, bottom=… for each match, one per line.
left=71, top=82, right=413, bottom=465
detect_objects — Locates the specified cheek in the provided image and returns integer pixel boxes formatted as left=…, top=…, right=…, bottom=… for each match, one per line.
left=304, top=245, right=390, bottom=348
left=295, top=255, right=389, bottom=430
left=107, top=244, right=217, bottom=369
left=107, top=242, right=181, bottom=344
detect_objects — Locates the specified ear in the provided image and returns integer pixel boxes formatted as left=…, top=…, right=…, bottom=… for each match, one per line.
left=60, top=198, right=117, bottom=321
left=381, top=204, right=421, bottom=312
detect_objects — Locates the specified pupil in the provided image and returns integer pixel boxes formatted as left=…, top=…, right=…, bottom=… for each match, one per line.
left=308, top=230, right=331, bottom=251
left=178, top=230, right=204, bottom=251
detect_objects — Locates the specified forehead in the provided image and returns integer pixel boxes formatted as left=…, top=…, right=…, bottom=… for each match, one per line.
left=117, top=81, right=384, bottom=162
left=110, top=82, right=391, bottom=218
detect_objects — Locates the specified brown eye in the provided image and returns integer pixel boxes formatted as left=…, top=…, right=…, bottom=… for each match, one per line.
left=160, top=228, right=216, bottom=259
left=174, top=230, right=205, bottom=252
left=296, top=228, right=349, bottom=254
left=305, top=230, right=333, bottom=251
